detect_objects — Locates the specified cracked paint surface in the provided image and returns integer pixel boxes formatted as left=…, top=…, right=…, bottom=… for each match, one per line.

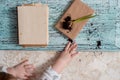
left=0, top=0, right=120, bottom=51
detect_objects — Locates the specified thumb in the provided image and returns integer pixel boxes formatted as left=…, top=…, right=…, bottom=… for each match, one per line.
left=19, top=59, right=29, bottom=66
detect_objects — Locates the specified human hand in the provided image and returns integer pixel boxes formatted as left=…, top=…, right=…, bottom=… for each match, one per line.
left=52, top=42, right=79, bottom=74
left=7, top=60, right=35, bottom=80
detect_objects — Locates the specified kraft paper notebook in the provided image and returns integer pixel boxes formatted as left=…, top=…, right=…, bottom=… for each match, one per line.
left=55, top=0, right=94, bottom=40
left=17, top=3, right=49, bottom=47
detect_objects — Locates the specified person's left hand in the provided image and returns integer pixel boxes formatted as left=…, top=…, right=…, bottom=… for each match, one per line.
left=7, top=60, right=35, bottom=80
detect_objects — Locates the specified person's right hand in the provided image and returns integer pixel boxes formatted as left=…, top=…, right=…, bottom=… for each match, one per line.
left=52, top=42, right=79, bottom=74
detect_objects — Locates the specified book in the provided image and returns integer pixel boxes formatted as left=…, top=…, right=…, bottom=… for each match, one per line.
left=55, top=0, right=94, bottom=40
left=17, top=3, right=49, bottom=47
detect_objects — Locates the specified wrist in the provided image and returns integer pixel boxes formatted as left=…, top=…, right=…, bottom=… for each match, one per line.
left=52, top=59, right=67, bottom=74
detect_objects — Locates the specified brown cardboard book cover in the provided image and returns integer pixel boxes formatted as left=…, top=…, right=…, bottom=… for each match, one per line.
left=55, top=0, right=94, bottom=40
left=17, top=3, right=49, bottom=47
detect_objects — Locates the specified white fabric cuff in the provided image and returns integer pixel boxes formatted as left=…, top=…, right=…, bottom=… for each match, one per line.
left=1, top=66, right=8, bottom=73
left=46, top=66, right=61, bottom=80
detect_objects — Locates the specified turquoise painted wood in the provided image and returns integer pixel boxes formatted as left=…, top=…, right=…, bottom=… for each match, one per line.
left=0, top=0, right=120, bottom=51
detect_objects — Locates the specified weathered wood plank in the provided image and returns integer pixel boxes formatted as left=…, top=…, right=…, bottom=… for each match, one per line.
left=0, top=0, right=120, bottom=51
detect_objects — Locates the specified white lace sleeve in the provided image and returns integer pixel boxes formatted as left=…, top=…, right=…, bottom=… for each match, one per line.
left=40, top=66, right=61, bottom=80
left=0, top=66, right=8, bottom=73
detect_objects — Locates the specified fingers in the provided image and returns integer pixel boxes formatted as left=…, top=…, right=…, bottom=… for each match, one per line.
left=25, top=73, right=33, bottom=77
left=19, top=73, right=29, bottom=79
left=25, top=64, right=35, bottom=77
left=18, top=65, right=34, bottom=80
left=66, top=42, right=79, bottom=58
left=24, top=64, right=35, bottom=74
left=71, top=52, right=80, bottom=58
left=64, top=41, right=78, bottom=54
left=21, top=71, right=33, bottom=79
left=24, top=64, right=35, bottom=69
left=19, top=59, right=29, bottom=66
left=64, top=42, right=71, bottom=51
left=69, top=43, right=78, bottom=57
left=23, top=76, right=28, bottom=80
left=69, top=43, right=77, bottom=53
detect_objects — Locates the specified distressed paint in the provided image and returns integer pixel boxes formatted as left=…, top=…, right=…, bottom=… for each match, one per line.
left=0, top=0, right=119, bottom=51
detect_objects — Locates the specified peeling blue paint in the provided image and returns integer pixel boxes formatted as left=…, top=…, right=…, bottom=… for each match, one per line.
left=0, top=0, right=119, bottom=51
